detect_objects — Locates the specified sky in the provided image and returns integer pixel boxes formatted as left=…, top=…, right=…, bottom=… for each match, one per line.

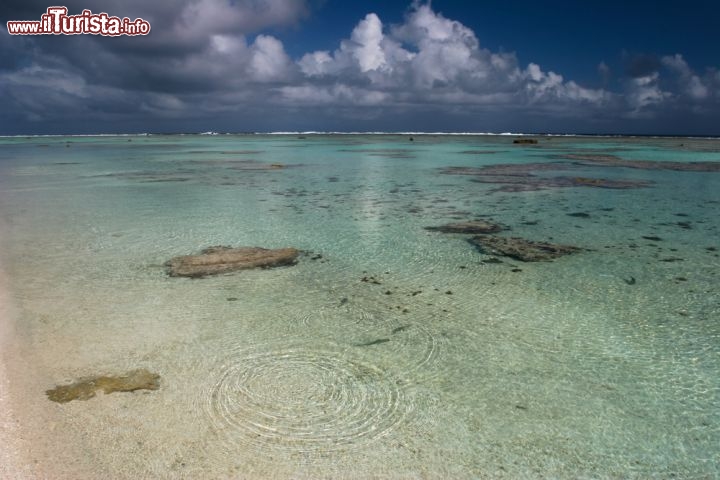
left=1, top=0, right=719, bottom=135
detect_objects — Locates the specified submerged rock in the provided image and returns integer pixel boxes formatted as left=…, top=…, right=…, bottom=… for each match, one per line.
left=440, top=163, right=570, bottom=176
left=354, top=338, right=391, bottom=347
left=567, top=177, right=636, bottom=188
left=46, top=369, right=160, bottom=403
left=425, top=220, right=505, bottom=234
left=438, top=165, right=653, bottom=192
left=469, top=235, right=581, bottom=262
left=473, top=175, right=652, bottom=192
left=165, top=246, right=299, bottom=278
left=513, top=138, right=538, bottom=144
left=560, top=153, right=720, bottom=172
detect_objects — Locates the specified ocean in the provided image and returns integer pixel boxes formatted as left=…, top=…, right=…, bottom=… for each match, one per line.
left=0, top=133, right=718, bottom=478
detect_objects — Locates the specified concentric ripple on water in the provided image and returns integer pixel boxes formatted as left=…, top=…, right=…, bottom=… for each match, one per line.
left=205, top=345, right=410, bottom=454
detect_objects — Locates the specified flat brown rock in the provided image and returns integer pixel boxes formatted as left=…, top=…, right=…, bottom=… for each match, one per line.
left=425, top=220, right=505, bottom=234
left=469, top=235, right=581, bottom=262
left=165, top=246, right=299, bottom=278
left=46, top=369, right=160, bottom=403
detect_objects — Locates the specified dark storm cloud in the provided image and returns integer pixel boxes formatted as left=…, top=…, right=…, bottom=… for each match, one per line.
left=1, top=0, right=309, bottom=133
left=2, top=0, right=309, bottom=90
left=1, top=1, right=719, bottom=134
left=0, top=28, right=30, bottom=70
left=623, top=52, right=662, bottom=78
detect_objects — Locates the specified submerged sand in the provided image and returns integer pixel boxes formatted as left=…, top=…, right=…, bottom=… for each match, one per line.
left=0, top=245, right=94, bottom=479
left=0, top=262, right=35, bottom=479
left=0, top=364, right=24, bottom=479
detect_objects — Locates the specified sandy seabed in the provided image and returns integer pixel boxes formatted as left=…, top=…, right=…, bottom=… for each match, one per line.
left=0, top=264, right=37, bottom=479
left=0, top=365, right=33, bottom=480
left=0, top=259, right=93, bottom=479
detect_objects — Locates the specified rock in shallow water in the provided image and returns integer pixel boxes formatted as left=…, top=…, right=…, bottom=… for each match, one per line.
left=46, top=369, right=160, bottom=403
left=425, top=220, right=505, bottom=234
left=469, top=235, right=581, bottom=262
left=165, top=246, right=299, bottom=278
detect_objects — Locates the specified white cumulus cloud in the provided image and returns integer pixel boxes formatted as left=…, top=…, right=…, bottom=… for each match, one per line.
left=624, top=72, right=672, bottom=116
left=293, top=3, right=609, bottom=111
left=249, top=34, right=293, bottom=82
left=662, top=54, right=710, bottom=100
left=350, top=14, right=387, bottom=72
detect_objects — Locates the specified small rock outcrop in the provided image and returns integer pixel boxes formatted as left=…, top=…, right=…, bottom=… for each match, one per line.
left=46, top=369, right=160, bottom=403
left=165, top=246, right=299, bottom=278
left=425, top=220, right=505, bottom=234
left=469, top=235, right=581, bottom=262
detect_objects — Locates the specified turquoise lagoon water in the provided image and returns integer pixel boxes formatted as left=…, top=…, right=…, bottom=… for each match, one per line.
left=0, top=134, right=718, bottom=478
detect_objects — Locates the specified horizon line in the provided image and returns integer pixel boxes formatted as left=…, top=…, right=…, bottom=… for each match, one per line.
left=2, top=131, right=720, bottom=139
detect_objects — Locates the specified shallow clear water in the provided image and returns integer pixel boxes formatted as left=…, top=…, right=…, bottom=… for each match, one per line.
left=0, top=134, right=718, bottom=478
